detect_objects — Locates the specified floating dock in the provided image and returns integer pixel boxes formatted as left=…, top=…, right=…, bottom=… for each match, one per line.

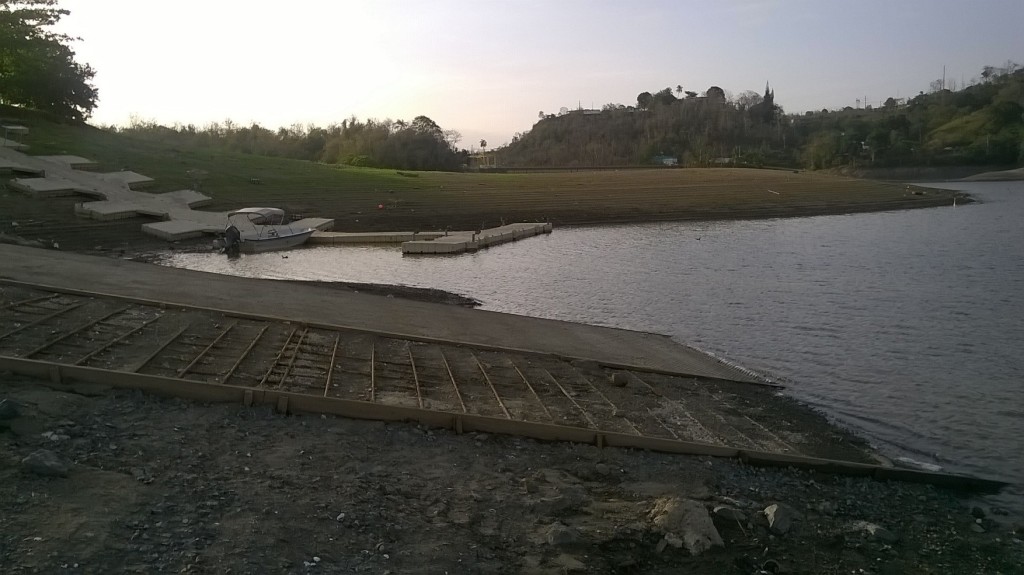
left=1, top=146, right=333, bottom=241
left=309, top=231, right=446, bottom=244
left=309, top=223, right=552, bottom=254
left=402, top=222, right=553, bottom=254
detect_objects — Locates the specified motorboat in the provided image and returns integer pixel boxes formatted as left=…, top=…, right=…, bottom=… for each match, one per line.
left=222, top=207, right=314, bottom=254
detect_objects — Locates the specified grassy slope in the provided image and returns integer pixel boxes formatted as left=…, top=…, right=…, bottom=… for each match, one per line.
left=1, top=105, right=960, bottom=250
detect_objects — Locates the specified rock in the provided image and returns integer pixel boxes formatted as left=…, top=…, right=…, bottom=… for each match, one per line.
left=0, top=398, right=20, bottom=419
left=716, top=496, right=749, bottom=509
left=970, top=524, right=986, bottom=534
left=763, top=503, right=803, bottom=536
left=22, top=449, right=69, bottom=477
left=816, top=501, right=836, bottom=516
left=847, top=521, right=899, bottom=543
left=649, top=497, right=724, bottom=556
left=713, top=505, right=747, bottom=523
left=544, top=522, right=581, bottom=547
left=552, top=553, right=586, bottom=572
left=970, top=506, right=986, bottom=519
left=595, top=463, right=610, bottom=476
left=609, top=372, right=629, bottom=387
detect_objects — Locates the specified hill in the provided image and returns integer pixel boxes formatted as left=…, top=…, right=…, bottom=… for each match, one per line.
left=497, top=67, right=1024, bottom=170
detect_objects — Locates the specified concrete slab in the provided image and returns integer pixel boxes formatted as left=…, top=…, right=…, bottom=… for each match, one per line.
left=36, top=155, right=98, bottom=169
left=0, top=138, right=28, bottom=150
left=162, top=189, right=214, bottom=207
left=0, top=158, right=41, bottom=175
left=98, top=171, right=154, bottom=188
left=8, top=176, right=78, bottom=196
left=142, top=220, right=217, bottom=240
left=294, top=217, right=335, bottom=232
left=74, top=201, right=142, bottom=220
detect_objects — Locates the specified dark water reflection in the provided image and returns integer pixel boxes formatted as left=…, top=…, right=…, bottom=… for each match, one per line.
left=161, top=182, right=1024, bottom=505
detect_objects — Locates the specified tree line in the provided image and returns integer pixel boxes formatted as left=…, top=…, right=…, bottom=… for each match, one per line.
left=500, top=66, right=1023, bottom=169
left=113, top=115, right=469, bottom=171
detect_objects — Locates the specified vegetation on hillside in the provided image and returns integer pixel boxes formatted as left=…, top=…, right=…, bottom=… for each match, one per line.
left=103, top=64, right=1022, bottom=173
left=499, top=64, right=1024, bottom=169
left=0, top=1, right=97, bottom=122
left=112, top=115, right=468, bottom=172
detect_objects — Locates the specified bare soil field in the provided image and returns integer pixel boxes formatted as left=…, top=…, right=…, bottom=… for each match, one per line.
left=1, top=168, right=963, bottom=254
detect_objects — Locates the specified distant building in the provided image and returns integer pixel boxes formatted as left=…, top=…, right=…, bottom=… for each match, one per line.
left=468, top=153, right=497, bottom=170
left=651, top=155, right=678, bottom=166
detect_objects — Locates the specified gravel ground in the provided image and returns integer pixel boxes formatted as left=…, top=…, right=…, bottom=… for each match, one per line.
left=1, top=375, right=1021, bottom=574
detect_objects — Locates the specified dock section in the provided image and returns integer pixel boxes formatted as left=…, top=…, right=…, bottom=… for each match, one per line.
left=403, top=222, right=552, bottom=254
left=1, top=146, right=333, bottom=241
left=310, top=231, right=445, bottom=244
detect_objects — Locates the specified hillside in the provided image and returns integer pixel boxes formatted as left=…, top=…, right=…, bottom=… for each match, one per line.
left=497, top=68, right=1024, bottom=170
left=1, top=105, right=962, bottom=252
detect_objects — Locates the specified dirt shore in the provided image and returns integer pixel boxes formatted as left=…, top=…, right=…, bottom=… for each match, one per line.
left=1, top=375, right=1022, bottom=574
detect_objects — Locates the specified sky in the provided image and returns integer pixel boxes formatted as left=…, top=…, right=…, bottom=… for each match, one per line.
left=56, top=0, right=1023, bottom=148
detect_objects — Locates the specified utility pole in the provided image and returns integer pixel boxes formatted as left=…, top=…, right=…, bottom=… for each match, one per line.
left=942, top=65, right=946, bottom=90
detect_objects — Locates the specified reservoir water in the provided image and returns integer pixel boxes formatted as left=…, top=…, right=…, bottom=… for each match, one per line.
left=159, top=181, right=1024, bottom=507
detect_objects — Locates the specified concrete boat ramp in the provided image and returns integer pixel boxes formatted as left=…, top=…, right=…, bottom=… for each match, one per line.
left=0, top=245, right=1007, bottom=491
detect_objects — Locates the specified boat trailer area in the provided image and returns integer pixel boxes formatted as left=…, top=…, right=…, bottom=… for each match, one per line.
left=0, top=280, right=1006, bottom=491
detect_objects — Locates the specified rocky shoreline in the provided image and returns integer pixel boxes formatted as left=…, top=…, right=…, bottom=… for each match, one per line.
left=1, top=375, right=1021, bottom=574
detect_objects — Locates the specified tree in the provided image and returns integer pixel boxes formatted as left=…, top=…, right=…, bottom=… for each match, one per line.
left=479, top=139, right=487, bottom=150
left=0, top=1, right=98, bottom=121
left=654, top=87, right=676, bottom=106
left=706, top=86, right=726, bottom=103
left=411, top=115, right=444, bottom=139
left=735, top=90, right=763, bottom=110
left=636, top=91, right=653, bottom=110
left=443, top=129, right=461, bottom=151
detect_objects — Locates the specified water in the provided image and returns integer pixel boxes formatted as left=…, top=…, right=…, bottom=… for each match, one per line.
left=160, top=181, right=1024, bottom=505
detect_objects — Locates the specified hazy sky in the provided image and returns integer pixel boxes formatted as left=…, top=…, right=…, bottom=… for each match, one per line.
left=57, top=0, right=1023, bottom=148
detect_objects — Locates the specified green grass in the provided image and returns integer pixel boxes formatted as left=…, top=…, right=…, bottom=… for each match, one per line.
left=1, top=104, right=961, bottom=250
left=927, top=110, right=992, bottom=150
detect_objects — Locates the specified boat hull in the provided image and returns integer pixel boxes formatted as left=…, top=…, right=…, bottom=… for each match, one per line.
left=238, top=229, right=315, bottom=254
